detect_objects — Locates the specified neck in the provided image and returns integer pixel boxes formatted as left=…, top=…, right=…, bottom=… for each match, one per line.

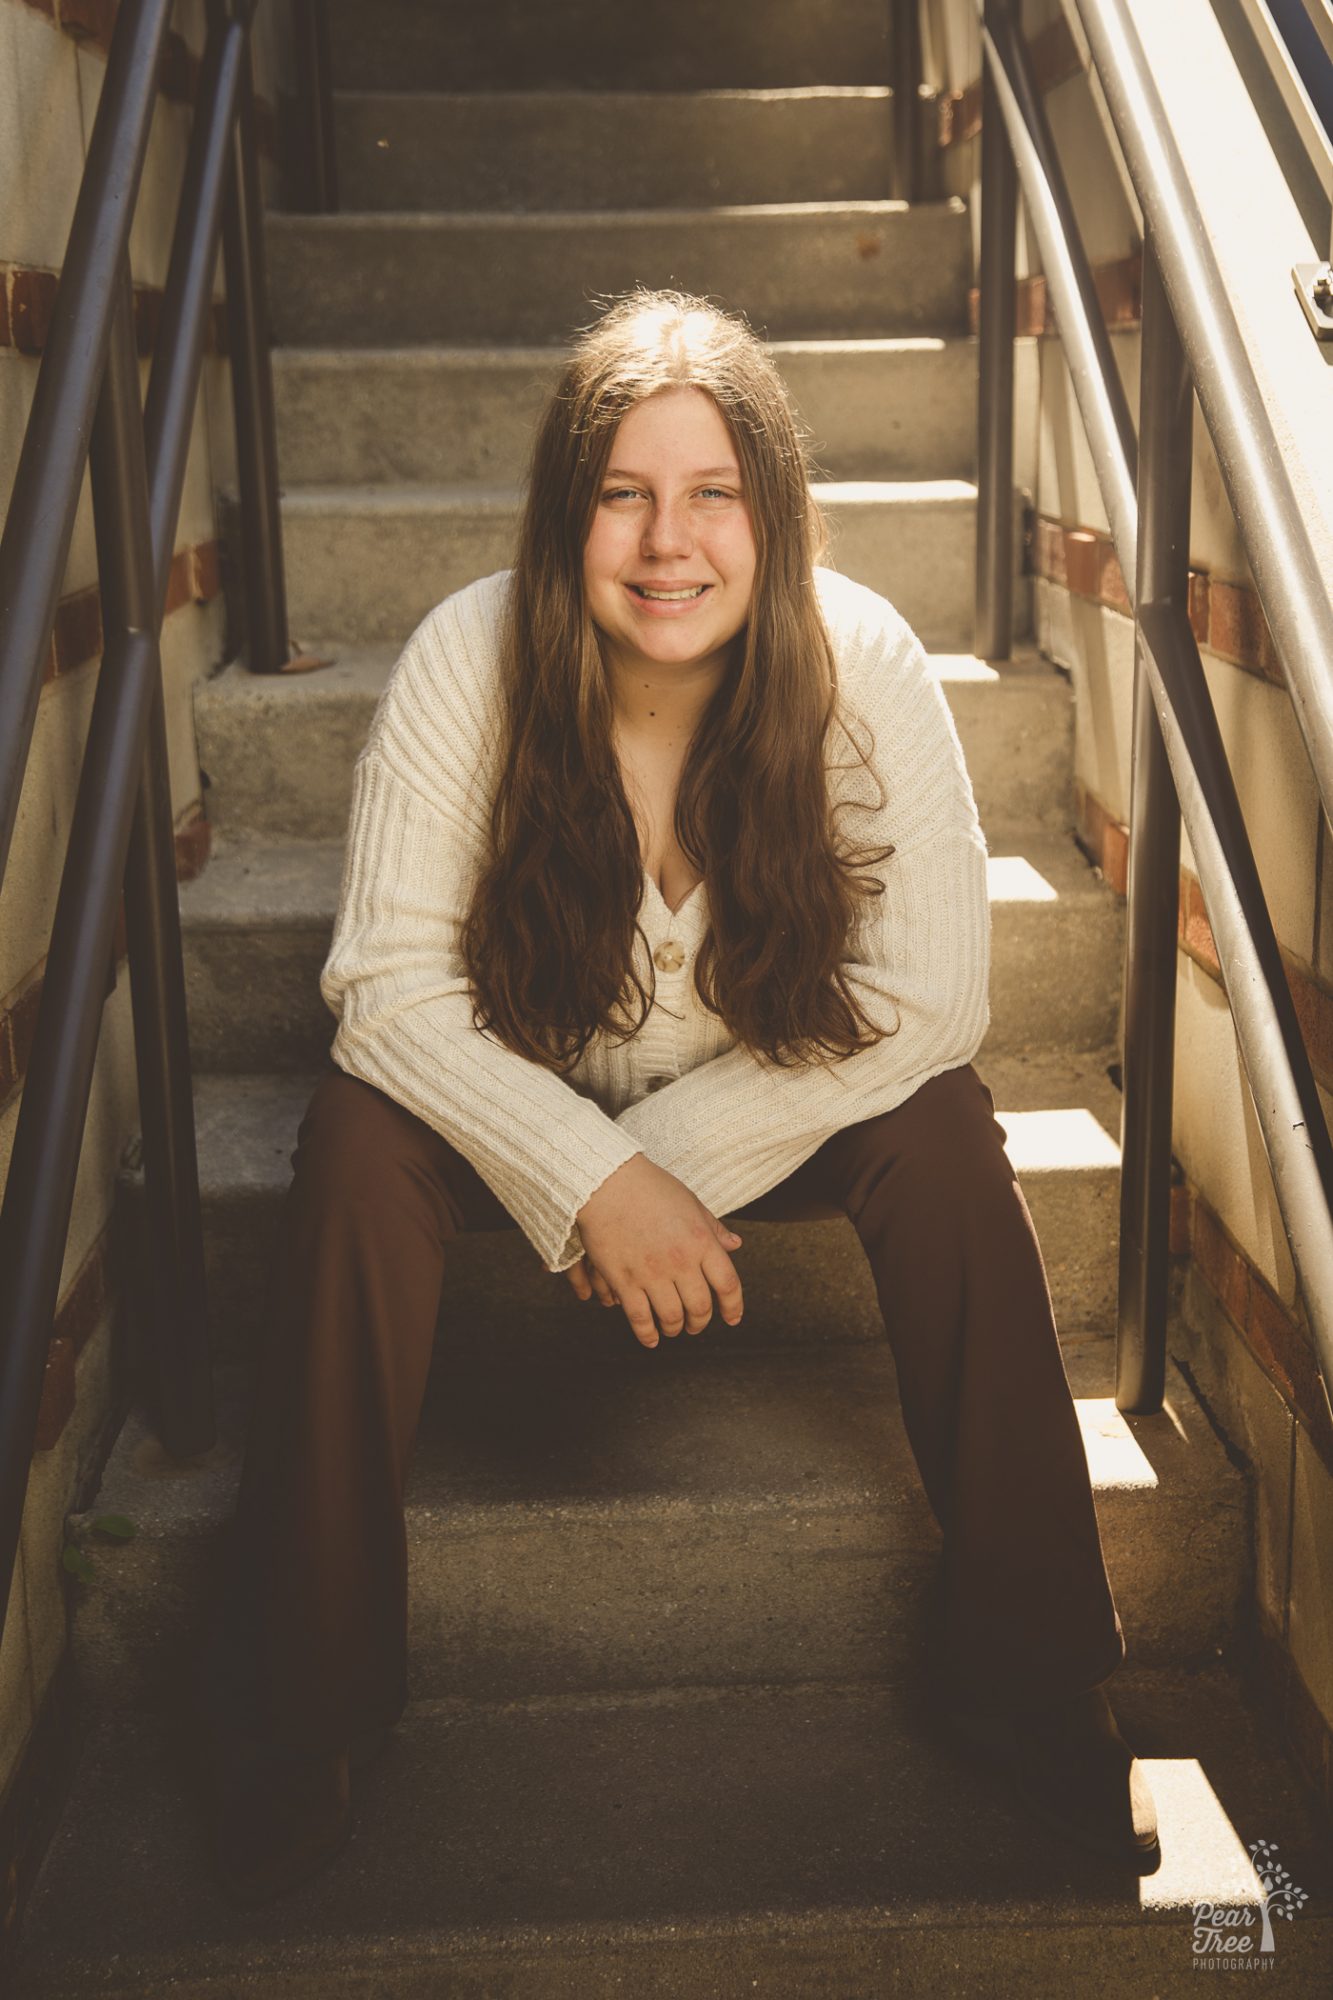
left=604, top=643, right=732, bottom=745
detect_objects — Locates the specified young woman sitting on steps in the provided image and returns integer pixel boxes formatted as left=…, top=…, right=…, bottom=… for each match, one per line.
left=193, top=288, right=1160, bottom=1905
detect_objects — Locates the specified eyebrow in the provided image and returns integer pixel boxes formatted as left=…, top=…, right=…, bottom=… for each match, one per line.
left=604, top=465, right=741, bottom=480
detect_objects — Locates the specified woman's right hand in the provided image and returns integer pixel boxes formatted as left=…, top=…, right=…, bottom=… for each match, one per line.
left=574, top=1153, right=744, bottom=1349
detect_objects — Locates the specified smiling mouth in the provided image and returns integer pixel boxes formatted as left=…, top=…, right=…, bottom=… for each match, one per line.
left=628, top=583, right=710, bottom=602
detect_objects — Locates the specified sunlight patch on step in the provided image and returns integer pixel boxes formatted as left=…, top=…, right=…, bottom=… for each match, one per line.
left=987, top=854, right=1058, bottom=901
left=1075, top=1398, right=1158, bottom=1491
left=999, top=1107, right=1121, bottom=1173
left=815, top=477, right=976, bottom=505
left=1134, top=1761, right=1276, bottom=1915
left=929, top=653, right=1000, bottom=684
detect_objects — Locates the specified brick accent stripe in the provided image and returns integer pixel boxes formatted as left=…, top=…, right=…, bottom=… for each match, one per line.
left=1183, top=1182, right=1333, bottom=1479
left=1, top=806, right=211, bottom=1110
left=1074, top=766, right=1333, bottom=1115
left=938, top=14, right=1085, bottom=150
left=969, top=251, right=1144, bottom=339
left=1037, top=519, right=1283, bottom=683
left=0, top=262, right=230, bottom=358
left=32, top=540, right=223, bottom=690
left=17, top=0, right=277, bottom=160
left=33, top=1225, right=115, bottom=1449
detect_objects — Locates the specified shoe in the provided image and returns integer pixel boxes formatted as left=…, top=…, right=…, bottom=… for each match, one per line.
left=945, top=1682, right=1161, bottom=1873
left=210, top=1738, right=353, bottom=1907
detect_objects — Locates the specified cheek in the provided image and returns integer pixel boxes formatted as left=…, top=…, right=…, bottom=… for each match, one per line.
left=584, top=519, right=631, bottom=594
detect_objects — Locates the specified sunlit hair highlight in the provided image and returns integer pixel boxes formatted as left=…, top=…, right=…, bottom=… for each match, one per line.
left=460, top=289, right=897, bottom=1075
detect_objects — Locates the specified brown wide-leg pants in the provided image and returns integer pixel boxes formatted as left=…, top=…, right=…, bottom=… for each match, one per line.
left=195, top=1055, right=1125, bottom=1757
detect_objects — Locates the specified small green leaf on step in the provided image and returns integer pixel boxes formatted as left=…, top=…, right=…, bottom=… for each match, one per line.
left=89, top=1514, right=137, bottom=1541
left=62, top=1546, right=95, bottom=1582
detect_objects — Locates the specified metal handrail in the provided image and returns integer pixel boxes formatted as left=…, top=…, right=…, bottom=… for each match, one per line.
left=1075, top=0, right=1333, bottom=834
left=975, top=0, right=1333, bottom=1426
left=0, top=0, right=291, bottom=1662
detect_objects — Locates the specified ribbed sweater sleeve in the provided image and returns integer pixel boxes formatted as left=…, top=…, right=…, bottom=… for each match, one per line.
left=612, top=574, right=991, bottom=1216
left=318, top=576, right=645, bottom=1274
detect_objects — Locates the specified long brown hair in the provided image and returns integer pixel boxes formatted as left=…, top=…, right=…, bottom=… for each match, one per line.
left=460, top=289, right=897, bottom=1077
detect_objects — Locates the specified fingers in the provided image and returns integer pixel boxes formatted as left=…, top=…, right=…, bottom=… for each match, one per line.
left=586, top=1262, right=618, bottom=1308
left=701, top=1242, right=745, bottom=1326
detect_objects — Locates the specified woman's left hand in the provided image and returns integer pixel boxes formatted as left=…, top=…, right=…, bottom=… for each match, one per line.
left=561, top=1254, right=619, bottom=1309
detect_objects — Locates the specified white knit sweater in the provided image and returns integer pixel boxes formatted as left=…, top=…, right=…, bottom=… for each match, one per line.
left=320, top=566, right=991, bottom=1273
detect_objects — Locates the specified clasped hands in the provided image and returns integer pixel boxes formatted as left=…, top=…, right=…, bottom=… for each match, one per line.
left=549, top=1151, right=744, bottom=1349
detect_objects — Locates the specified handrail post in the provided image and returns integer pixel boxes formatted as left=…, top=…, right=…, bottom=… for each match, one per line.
left=292, top=0, right=338, bottom=213
left=218, top=0, right=292, bottom=672
left=892, top=0, right=923, bottom=203
left=0, top=253, right=211, bottom=1639
left=122, top=687, right=215, bottom=1451
left=975, top=0, right=1019, bottom=659
left=1117, top=231, right=1189, bottom=1413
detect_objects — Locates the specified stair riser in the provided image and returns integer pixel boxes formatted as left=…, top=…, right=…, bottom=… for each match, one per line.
left=265, top=207, right=972, bottom=348
left=335, top=91, right=896, bottom=212
left=279, top=492, right=990, bottom=652
left=325, top=0, right=893, bottom=92
left=69, top=1466, right=1239, bottom=1719
left=130, top=1142, right=1117, bottom=1360
left=194, top=662, right=1068, bottom=845
left=180, top=896, right=1120, bottom=1079
left=271, top=342, right=979, bottom=486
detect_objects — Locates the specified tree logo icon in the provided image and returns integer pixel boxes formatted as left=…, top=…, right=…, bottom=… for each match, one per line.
left=1191, top=1838, right=1309, bottom=1962
left=1247, top=1838, right=1309, bottom=1954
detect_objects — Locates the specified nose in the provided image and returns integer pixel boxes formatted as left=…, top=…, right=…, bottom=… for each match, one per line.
left=641, top=497, right=692, bottom=560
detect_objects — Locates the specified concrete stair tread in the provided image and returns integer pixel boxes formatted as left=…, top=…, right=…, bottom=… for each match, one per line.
left=267, top=476, right=1010, bottom=653
left=335, top=84, right=898, bottom=104
left=201, top=636, right=1057, bottom=704
left=15, top=1666, right=1331, bottom=1996
left=271, top=334, right=977, bottom=366
left=79, top=1322, right=1232, bottom=1540
left=332, top=86, right=899, bottom=213
left=195, top=641, right=1069, bottom=842
left=175, top=829, right=1120, bottom=1067
left=323, top=0, right=896, bottom=95
left=178, top=829, right=1112, bottom=928
left=269, top=196, right=947, bottom=228
left=268, top=339, right=982, bottom=488
left=275, top=477, right=980, bottom=511
left=264, top=200, right=971, bottom=347
left=181, top=1046, right=1123, bottom=1202
left=165, top=1044, right=1124, bottom=1357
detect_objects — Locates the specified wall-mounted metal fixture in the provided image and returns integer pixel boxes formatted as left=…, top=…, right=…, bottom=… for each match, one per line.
left=1293, top=256, right=1333, bottom=333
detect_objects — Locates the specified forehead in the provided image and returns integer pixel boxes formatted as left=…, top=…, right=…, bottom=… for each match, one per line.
left=608, top=387, right=737, bottom=468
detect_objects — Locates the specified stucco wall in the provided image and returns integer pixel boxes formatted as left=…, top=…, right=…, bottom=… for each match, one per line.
left=0, top=0, right=292, bottom=1859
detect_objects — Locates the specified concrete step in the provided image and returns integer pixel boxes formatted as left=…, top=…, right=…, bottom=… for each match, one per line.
left=270, top=338, right=979, bottom=485
left=324, top=0, right=894, bottom=94
left=274, top=480, right=1005, bottom=653
left=264, top=202, right=971, bottom=348
left=176, top=833, right=1121, bottom=1075
left=195, top=640, right=1069, bottom=845
left=120, top=1049, right=1126, bottom=1361
left=335, top=89, right=896, bottom=212
left=20, top=1663, right=1332, bottom=1994
left=68, top=1330, right=1242, bottom=1718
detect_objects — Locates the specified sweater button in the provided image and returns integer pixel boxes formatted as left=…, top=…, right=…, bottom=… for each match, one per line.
left=646, top=1074, right=670, bottom=1092
left=653, top=939, right=685, bottom=972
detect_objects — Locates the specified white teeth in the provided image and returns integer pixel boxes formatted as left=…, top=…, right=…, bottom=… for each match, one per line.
left=636, top=585, right=707, bottom=601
